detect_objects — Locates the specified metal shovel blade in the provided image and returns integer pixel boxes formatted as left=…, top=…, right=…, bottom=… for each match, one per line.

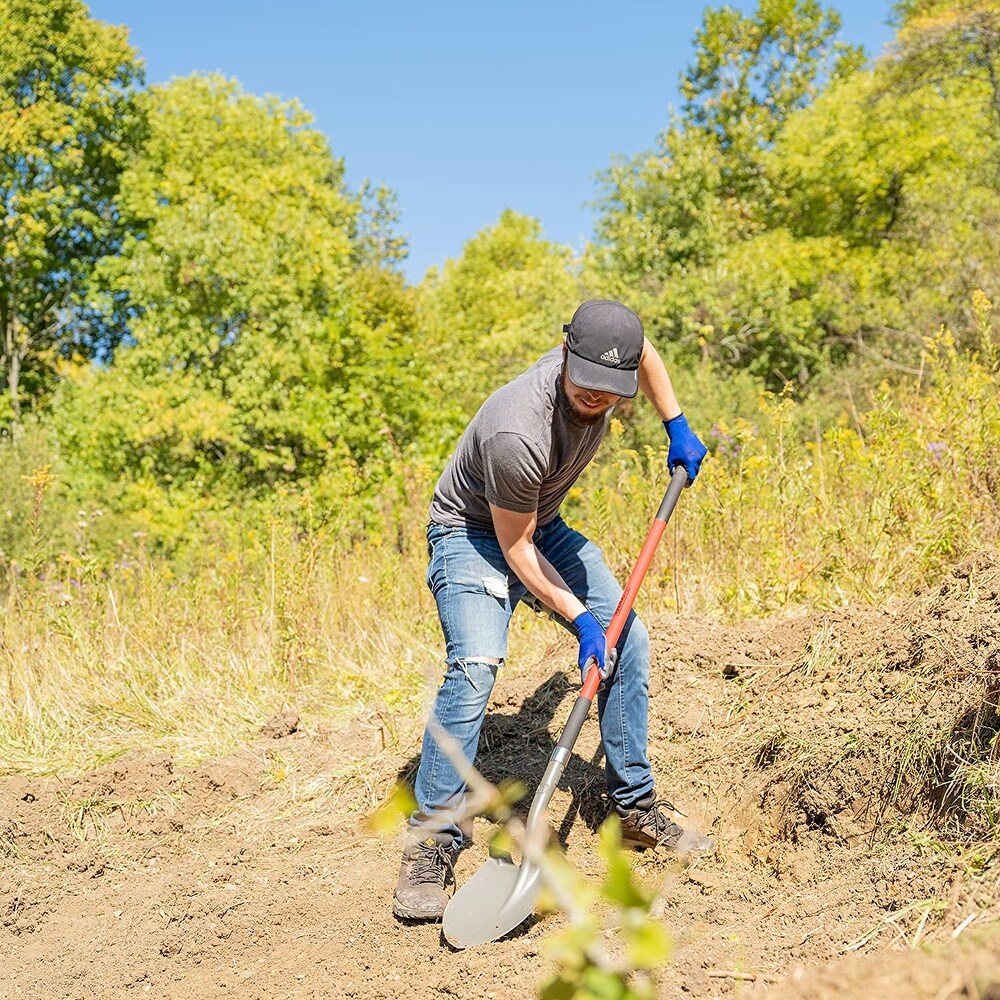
left=442, top=855, right=542, bottom=948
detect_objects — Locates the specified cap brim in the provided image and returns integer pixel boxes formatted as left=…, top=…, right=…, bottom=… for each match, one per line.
left=566, top=350, right=639, bottom=398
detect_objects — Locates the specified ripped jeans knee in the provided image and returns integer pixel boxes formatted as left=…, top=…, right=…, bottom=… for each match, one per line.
left=445, top=656, right=501, bottom=696
left=411, top=654, right=501, bottom=842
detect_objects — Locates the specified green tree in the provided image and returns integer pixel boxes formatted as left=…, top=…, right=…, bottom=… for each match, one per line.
left=769, top=29, right=999, bottom=360
left=678, top=0, right=863, bottom=217
left=590, top=0, right=865, bottom=366
left=681, top=0, right=864, bottom=148
left=891, top=1, right=1000, bottom=133
left=592, top=126, right=735, bottom=290
left=57, top=74, right=420, bottom=532
left=0, top=0, right=142, bottom=431
left=417, top=210, right=580, bottom=446
left=590, top=0, right=1000, bottom=385
left=679, top=56, right=997, bottom=381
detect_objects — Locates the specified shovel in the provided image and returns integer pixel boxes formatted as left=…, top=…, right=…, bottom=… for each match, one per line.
left=442, top=466, right=689, bottom=949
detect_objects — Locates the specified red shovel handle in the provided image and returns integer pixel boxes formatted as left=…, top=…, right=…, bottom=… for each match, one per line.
left=579, top=466, right=687, bottom=702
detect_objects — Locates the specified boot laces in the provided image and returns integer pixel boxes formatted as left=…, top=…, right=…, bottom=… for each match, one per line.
left=409, top=843, right=454, bottom=886
left=637, top=801, right=683, bottom=845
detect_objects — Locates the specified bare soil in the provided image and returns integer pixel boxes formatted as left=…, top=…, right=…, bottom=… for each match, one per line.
left=5, top=554, right=1000, bottom=999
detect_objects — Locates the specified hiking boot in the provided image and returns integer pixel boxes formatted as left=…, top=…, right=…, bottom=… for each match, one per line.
left=392, top=835, right=457, bottom=921
left=616, top=794, right=715, bottom=854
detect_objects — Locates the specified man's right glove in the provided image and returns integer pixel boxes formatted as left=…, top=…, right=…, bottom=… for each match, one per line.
left=663, top=413, right=708, bottom=485
left=571, top=610, right=607, bottom=685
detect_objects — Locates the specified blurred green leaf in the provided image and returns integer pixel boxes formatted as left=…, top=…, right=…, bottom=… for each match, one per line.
left=363, top=782, right=416, bottom=836
left=497, top=778, right=528, bottom=808
left=624, top=918, right=672, bottom=970
left=598, top=816, right=647, bottom=909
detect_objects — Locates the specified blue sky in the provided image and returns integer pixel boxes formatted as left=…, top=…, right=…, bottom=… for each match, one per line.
left=87, top=1, right=897, bottom=283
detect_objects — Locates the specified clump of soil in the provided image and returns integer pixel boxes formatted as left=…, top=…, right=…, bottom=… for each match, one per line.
left=261, top=710, right=301, bottom=739
left=3, top=554, right=1000, bottom=998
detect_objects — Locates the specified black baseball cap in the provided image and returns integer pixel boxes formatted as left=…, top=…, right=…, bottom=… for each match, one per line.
left=562, top=299, right=644, bottom=398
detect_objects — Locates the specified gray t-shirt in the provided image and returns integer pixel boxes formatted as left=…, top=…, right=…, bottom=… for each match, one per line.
left=428, top=347, right=610, bottom=529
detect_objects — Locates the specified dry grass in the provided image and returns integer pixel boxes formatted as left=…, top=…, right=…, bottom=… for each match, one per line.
left=2, top=296, right=999, bottom=780
left=0, top=504, right=576, bottom=777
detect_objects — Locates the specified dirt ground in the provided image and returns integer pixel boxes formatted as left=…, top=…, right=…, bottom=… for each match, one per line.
left=5, top=554, right=1000, bottom=999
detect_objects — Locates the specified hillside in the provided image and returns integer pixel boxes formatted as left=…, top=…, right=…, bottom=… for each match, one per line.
left=5, top=554, right=1000, bottom=998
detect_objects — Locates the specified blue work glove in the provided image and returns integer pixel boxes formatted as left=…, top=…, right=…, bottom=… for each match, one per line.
left=571, top=610, right=607, bottom=685
left=663, top=413, right=708, bottom=484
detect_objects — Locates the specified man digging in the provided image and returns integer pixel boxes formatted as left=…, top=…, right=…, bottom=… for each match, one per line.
left=394, top=299, right=715, bottom=922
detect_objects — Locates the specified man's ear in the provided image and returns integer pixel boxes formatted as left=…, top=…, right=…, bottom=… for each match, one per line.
left=562, top=338, right=568, bottom=353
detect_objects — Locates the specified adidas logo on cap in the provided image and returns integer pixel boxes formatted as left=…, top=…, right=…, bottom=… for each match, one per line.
left=600, top=347, right=621, bottom=364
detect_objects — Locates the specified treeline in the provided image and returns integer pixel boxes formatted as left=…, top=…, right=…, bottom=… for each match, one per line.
left=594, top=0, right=1000, bottom=385
left=1, top=0, right=998, bottom=563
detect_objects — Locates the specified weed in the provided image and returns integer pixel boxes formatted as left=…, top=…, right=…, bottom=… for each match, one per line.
left=801, top=625, right=841, bottom=679
left=60, top=793, right=155, bottom=842
left=265, top=750, right=291, bottom=787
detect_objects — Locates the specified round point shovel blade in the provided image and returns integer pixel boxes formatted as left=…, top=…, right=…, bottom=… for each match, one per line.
left=442, top=855, right=542, bottom=948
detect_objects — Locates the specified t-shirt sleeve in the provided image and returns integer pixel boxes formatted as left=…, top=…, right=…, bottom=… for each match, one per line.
left=482, top=431, right=546, bottom=514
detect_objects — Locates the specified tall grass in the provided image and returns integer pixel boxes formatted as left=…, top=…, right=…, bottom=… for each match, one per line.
left=0, top=494, right=441, bottom=774
left=1, top=293, right=997, bottom=773
left=576, top=290, right=1000, bottom=616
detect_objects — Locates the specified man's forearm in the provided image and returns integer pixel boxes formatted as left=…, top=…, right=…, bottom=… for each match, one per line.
left=503, top=539, right=586, bottom=622
left=638, top=336, right=682, bottom=421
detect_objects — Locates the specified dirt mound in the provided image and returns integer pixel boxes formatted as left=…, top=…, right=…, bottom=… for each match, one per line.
left=4, top=555, right=1000, bottom=998
left=757, top=924, right=1000, bottom=999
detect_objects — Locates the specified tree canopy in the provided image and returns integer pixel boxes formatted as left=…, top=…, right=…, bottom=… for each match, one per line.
left=416, top=210, right=580, bottom=442
left=0, top=0, right=142, bottom=428
left=591, top=0, right=999, bottom=385
left=55, top=74, right=421, bottom=532
left=2, top=0, right=997, bottom=542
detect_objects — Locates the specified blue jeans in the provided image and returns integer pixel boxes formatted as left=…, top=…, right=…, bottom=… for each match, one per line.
left=410, top=515, right=654, bottom=843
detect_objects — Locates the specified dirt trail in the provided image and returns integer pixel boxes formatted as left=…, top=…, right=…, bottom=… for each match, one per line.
left=4, top=554, right=1000, bottom=999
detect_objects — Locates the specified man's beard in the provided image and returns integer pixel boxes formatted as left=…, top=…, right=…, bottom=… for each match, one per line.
left=556, top=366, right=612, bottom=427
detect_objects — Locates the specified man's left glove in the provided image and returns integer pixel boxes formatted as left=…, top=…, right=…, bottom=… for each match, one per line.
left=571, top=610, right=607, bottom=685
left=663, top=413, right=708, bottom=484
